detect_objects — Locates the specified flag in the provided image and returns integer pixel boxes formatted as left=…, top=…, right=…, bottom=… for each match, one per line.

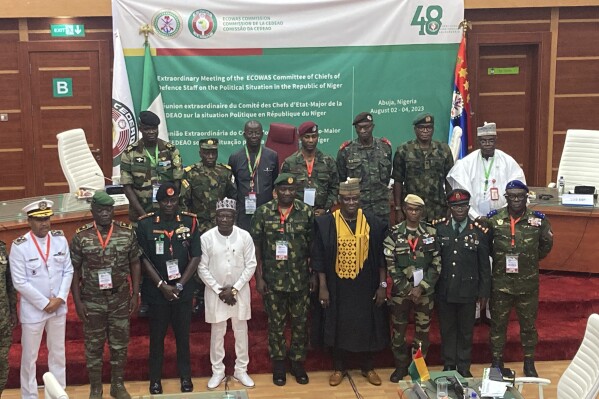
left=408, top=347, right=430, bottom=382
left=448, top=34, right=471, bottom=161
left=141, top=42, right=169, bottom=142
left=111, top=30, right=138, bottom=180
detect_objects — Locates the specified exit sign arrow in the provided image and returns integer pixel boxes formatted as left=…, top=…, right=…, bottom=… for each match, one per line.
left=50, top=24, right=86, bottom=37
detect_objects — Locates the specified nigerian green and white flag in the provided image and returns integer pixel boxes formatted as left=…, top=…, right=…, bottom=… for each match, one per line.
left=141, top=42, right=169, bottom=142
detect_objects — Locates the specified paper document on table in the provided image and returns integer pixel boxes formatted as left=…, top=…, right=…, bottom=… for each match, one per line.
left=481, top=368, right=510, bottom=397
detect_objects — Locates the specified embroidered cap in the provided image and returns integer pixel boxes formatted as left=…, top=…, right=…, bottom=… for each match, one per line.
left=447, top=189, right=471, bottom=206
left=477, top=122, right=497, bottom=137
left=216, top=197, right=237, bottom=211
left=23, top=199, right=54, bottom=218
left=339, top=177, right=361, bottom=195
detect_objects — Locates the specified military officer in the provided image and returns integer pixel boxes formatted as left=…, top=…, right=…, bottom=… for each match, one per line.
left=281, top=121, right=339, bottom=216
left=70, top=191, right=142, bottom=399
left=120, top=110, right=183, bottom=222
left=383, top=194, right=441, bottom=382
left=434, top=189, right=491, bottom=378
left=337, top=112, right=392, bottom=223
left=487, top=180, right=553, bottom=377
left=9, top=200, right=74, bottom=399
left=0, top=240, right=17, bottom=396
left=136, top=182, right=200, bottom=394
left=393, top=113, right=454, bottom=223
left=250, top=173, right=314, bottom=386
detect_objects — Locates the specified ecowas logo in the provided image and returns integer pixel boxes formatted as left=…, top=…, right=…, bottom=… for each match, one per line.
left=189, top=9, right=217, bottom=39
left=152, top=10, right=183, bottom=39
left=411, top=5, right=443, bottom=35
left=112, top=100, right=137, bottom=159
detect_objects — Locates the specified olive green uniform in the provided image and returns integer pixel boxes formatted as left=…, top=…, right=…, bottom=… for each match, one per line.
left=0, top=241, right=16, bottom=395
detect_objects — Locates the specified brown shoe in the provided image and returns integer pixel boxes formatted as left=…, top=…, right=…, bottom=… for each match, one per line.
left=329, top=370, right=345, bottom=386
left=361, top=370, right=382, bottom=386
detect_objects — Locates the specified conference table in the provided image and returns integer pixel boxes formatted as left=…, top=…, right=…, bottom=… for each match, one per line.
left=397, top=374, right=524, bottom=399
left=0, top=192, right=129, bottom=249
left=528, top=187, right=599, bottom=273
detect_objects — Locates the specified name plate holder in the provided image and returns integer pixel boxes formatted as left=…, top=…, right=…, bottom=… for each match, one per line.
left=562, top=193, right=595, bottom=207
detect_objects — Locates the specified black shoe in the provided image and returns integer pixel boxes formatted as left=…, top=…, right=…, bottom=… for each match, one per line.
left=181, top=377, right=193, bottom=392
left=149, top=380, right=162, bottom=394
left=138, top=303, right=149, bottom=317
left=491, top=357, right=504, bottom=369
left=443, top=365, right=456, bottom=371
left=290, top=361, right=309, bottom=384
left=390, top=367, right=408, bottom=383
left=457, top=368, right=473, bottom=378
left=523, top=358, right=538, bottom=377
left=273, top=359, right=286, bottom=386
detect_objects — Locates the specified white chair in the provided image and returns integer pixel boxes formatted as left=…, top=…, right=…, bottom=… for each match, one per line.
left=557, top=313, right=599, bottom=399
left=514, top=376, right=551, bottom=399
left=555, top=129, right=599, bottom=193
left=43, top=372, right=69, bottom=399
left=56, top=128, right=105, bottom=193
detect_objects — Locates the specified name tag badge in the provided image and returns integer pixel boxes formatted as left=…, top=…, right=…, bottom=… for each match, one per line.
left=156, top=240, right=164, bottom=255
left=423, top=236, right=435, bottom=245
left=158, top=160, right=171, bottom=168
left=152, top=183, right=161, bottom=203
left=506, top=254, right=519, bottom=274
left=490, top=187, right=500, bottom=201
left=98, top=268, right=113, bottom=290
left=166, top=259, right=181, bottom=280
left=245, top=192, right=257, bottom=214
left=413, top=268, right=424, bottom=287
left=303, top=188, right=316, bottom=206
left=275, top=240, right=289, bottom=260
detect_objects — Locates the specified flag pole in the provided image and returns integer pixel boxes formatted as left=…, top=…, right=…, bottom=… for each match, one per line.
left=139, top=24, right=153, bottom=45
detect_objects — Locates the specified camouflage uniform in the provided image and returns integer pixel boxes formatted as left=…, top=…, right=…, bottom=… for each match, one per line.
left=180, top=162, right=237, bottom=234
left=120, top=138, right=183, bottom=221
left=336, top=137, right=392, bottom=222
left=281, top=149, right=339, bottom=210
left=392, top=140, right=454, bottom=221
left=487, top=208, right=553, bottom=359
left=0, top=241, right=16, bottom=394
left=250, top=199, right=313, bottom=361
left=70, top=221, right=141, bottom=388
left=383, top=222, right=441, bottom=368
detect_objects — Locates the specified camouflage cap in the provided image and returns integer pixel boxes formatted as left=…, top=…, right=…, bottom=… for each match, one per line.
left=477, top=122, right=497, bottom=137
left=447, top=189, right=471, bottom=205
left=156, top=182, right=179, bottom=201
left=352, top=112, right=374, bottom=125
left=413, top=112, right=434, bottom=126
left=339, top=177, right=361, bottom=195
left=200, top=138, right=219, bottom=149
left=298, top=121, right=318, bottom=136
left=91, top=191, right=115, bottom=206
left=139, top=110, right=160, bottom=126
left=404, top=194, right=425, bottom=206
left=274, top=173, right=296, bottom=186
left=23, top=199, right=54, bottom=218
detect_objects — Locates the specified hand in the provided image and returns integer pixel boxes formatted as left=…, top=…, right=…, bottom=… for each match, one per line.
left=374, top=287, right=387, bottom=307
left=10, top=312, right=18, bottom=328
left=44, top=297, right=64, bottom=313
left=256, top=277, right=268, bottom=296
left=309, top=273, right=318, bottom=294
left=160, top=284, right=180, bottom=301
left=129, top=294, right=140, bottom=316
left=219, top=286, right=237, bottom=306
left=74, top=301, right=88, bottom=322
left=314, top=209, right=326, bottom=217
left=395, top=209, right=405, bottom=224
left=319, top=287, right=330, bottom=308
left=408, top=286, right=424, bottom=304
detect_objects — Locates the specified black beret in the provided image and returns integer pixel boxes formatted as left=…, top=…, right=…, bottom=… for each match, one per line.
left=156, top=182, right=179, bottom=202
left=352, top=112, right=374, bottom=125
left=139, top=110, right=161, bottom=127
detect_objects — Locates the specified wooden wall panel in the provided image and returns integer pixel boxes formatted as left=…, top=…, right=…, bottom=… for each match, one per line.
left=553, top=98, right=599, bottom=131
left=559, top=6, right=599, bottom=18
left=476, top=95, right=527, bottom=128
left=557, top=22, right=599, bottom=57
left=555, top=60, right=599, bottom=94
left=466, top=8, right=552, bottom=21
left=470, top=24, right=551, bottom=34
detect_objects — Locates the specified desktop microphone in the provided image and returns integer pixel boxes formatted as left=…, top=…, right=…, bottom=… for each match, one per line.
left=95, top=173, right=113, bottom=182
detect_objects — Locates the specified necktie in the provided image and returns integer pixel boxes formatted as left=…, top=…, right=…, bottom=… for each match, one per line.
left=455, top=223, right=461, bottom=236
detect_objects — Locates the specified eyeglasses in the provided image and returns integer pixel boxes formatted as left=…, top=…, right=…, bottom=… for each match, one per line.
left=416, top=125, right=433, bottom=132
left=505, top=194, right=527, bottom=201
left=450, top=204, right=469, bottom=210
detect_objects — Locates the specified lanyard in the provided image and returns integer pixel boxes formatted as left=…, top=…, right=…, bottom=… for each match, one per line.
left=30, top=232, right=50, bottom=267
left=278, top=205, right=293, bottom=226
left=510, top=216, right=521, bottom=246
left=408, top=236, right=419, bottom=260
left=94, top=222, right=114, bottom=251
left=482, top=155, right=495, bottom=192
left=144, top=145, right=159, bottom=168
left=245, top=146, right=262, bottom=190
left=163, top=230, right=175, bottom=257
left=305, top=157, right=315, bottom=178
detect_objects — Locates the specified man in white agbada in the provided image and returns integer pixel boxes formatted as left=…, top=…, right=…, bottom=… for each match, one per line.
left=447, top=122, right=526, bottom=322
left=198, top=198, right=257, bottom=389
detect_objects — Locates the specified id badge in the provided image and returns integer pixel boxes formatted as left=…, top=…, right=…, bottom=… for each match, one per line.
left=156, top=240, right=164, bottom=255
left=166, top=259, right=181, bottom=280
left=490, top=187, right=500, bottom=201
left=303, top=188, right=316, bottom=206
left=152, top=183, right=161, bottom=203
left=245, top=192, right=257, bottom=214
left=275, top=240, right=289, bottom=260
left=506, top=254, right=519, bottom=273
left=98, top=268, right=113, bottom=290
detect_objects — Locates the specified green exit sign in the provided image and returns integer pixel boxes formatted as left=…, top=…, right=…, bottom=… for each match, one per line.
left=50, top=24, right=85, bottom=37
left=488, top=67, right=520, bottom=75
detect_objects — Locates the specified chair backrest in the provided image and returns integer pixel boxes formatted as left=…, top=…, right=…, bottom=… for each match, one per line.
left=265, top=123, right=298, bottom=168
left=556, top=130, right=599, bottom=193
left=557, top=313, right=599, bottom=399
left=43, top=372, right=69, bottom=399
left=56, top=128, right=105, bottom=193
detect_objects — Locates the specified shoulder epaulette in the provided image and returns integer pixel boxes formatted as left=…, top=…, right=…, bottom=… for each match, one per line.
left=533, top=210, right=545, bottom=219
left=219, top=163, right=232, bottom=170
left=181, top=179, right=190, bottom=189
left=183, top=165, right=194, bottom=172
left=487, top=210, right=498, bottom=218
left=181, top=211, right=197, bottom=218
left=474, top=220, right=489, bottom=234
left=381, top=137, right=392, bottom=146
left=13, top=236, right=27, bottom=245
left=138, top=212, right=154, bottom=221
left=115, top=220, right=133, bottom=229
left=165, top=142, right=175, bottom=149
left=339, top=140, right=351, bottom=150
left=75, top=223, right=94, bottom=233
left=431, top=217, right=447, bottom=226
left=125, top=144, right=134, bottom=152
left=50, top=230, right=64, bottom=237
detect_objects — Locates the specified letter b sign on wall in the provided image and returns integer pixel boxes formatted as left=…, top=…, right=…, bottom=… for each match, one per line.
left=52, top=78, right=73, bottom=98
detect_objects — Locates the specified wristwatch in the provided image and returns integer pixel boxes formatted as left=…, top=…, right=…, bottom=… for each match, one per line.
left=176, top=283, right=184, bottom=292
left=231, top=287, right=238, bottom=297
left=379, top=281, right=388, bottom=288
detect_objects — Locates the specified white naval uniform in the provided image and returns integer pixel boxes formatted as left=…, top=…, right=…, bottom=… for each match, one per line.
left=9, top=230, right=73, bottom=399
left=198, top=226, right=256, bottom=374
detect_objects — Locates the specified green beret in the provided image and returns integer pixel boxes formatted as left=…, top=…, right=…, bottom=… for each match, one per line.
left=413, top=112, right=434, bottom=126
left=91, top=191, right=115, bottom=206
left=274, top=173, right=296, bottom=186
